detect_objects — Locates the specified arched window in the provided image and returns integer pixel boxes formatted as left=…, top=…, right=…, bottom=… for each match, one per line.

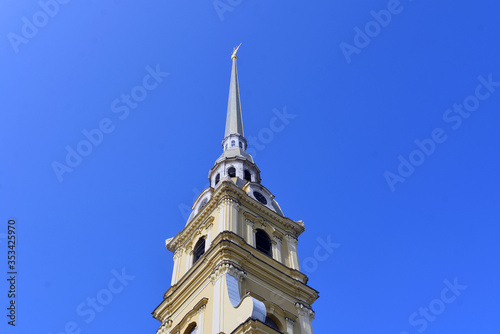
left=228, top=167, right=236, bottom=177
left=239, top=142, right=243, bottom=148
left=184, top=322, right=197, bottom=334
left=192, top=238, right=205, bottom=264
left=265, top=316, right=279, bottom=331
left=231, top=140, right=235, bottom=147
left=244, top=170, right=251, bottom=182
left=215, top=173, right=220, bottom=185
left=255, top=229, right=272, bottom=257
left=199, top=198, right=208, bottom=211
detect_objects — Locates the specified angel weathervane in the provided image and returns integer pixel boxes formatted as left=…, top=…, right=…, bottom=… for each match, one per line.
left=231, top=43, right=242, bottom=59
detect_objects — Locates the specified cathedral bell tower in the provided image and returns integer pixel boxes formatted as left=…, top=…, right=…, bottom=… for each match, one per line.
left=153, top=46, right=319, bottom=334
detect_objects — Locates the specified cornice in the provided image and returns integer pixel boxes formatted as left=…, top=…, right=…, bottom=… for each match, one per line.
left=209, top=261, right=246, bottom=284
left=166, top=179, right=303, bottom=253
left=157, top=298, right=208, bottom=334
left=154, top=231, right=318, bottom=321
left=295, top=302, right=315, bottom=320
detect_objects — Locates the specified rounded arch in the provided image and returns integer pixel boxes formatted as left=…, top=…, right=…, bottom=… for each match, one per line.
left=227, top=166, right=236, bottom=177
left=198, top=198, right=208, bottom=212
left=265, top=315, right=282, bottom=331
left=215, top=173, right=220, bottom=185
left=184, top=322, right=197, bottom=334
left=255, top=229, right=272, bottom=257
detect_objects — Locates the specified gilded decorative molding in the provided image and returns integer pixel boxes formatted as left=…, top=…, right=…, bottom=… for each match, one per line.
left=173, top=249, right=183, bottom=259
left=285, top=234, right=298, bottom=245
left=243, top=211, right=256, bottom=220
left=157, top=319, right=172, bottom=334
left=218, top=195, right=240, bottom=207
left=295, top=303, right=315, bottom=320
left=210, top=262, right=246, bottom=284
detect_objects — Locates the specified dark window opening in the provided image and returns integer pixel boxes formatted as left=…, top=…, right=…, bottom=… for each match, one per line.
left=244, top=170, right=251, bottom=182
left=199, top=198, right=208, bottom=211
left=192, top=238, right=205, bottom=264
left=228, top=167, right=236, bottom=177
left=265, top=317, right=279, bottom=331
left=215, top=173, right=220, bottom=185
left=231, top=140, right=235, bottom=147
left=256, top=229, right=272, bottom=257
left=239, top=142, right=243, bottom=148
left=253, top=191, right=268, bottom=205
left=184, top=322, right=197, bottom=334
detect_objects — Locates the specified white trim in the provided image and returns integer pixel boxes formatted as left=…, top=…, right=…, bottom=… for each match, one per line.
left=170, top=279, right=211, bottom=321
left=245, top=275, right=296, bottom=306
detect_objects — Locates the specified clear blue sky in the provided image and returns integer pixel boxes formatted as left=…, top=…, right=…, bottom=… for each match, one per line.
left=1, top=0, right=500, bottom=333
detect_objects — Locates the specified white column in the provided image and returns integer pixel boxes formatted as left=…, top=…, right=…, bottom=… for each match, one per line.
left=272, top=235, right=283, bottom=263
left=285, top=317, right=295, bottom=334
left=286, top=235, right=300, bottom=270
left=246, top=219, right=255, bottom=247
left=218, top=202, right=225, bottom=234
left=197, top=305, right=206, bottom=333
left=185, top=246, right=193, bottom=274
left=228, top=199, right=240, bottom=234
left=205, top=224, right=213, bottom=252
left=296, top=303, right=314, bottom=334
left=171, top=249, right=182, bottom=285
left=211, top=271, right=224, bottom=333
left=219, top=197, right=239, bottom=233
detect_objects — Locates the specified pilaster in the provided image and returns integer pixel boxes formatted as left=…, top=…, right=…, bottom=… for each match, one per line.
left=184, top=246, right=193, bottom=274
left=245, top=219, right=256, bottom=247
left=285, top=317, right=295, bottom=334
left=272, top=235, right=283, bottom=263
left=296, top=303, right=315, bottom=334
left=286, top=234, right=300, bottom=270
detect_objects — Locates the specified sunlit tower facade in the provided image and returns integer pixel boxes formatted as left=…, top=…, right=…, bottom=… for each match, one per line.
left=153, top=47, right=318, bottom=334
